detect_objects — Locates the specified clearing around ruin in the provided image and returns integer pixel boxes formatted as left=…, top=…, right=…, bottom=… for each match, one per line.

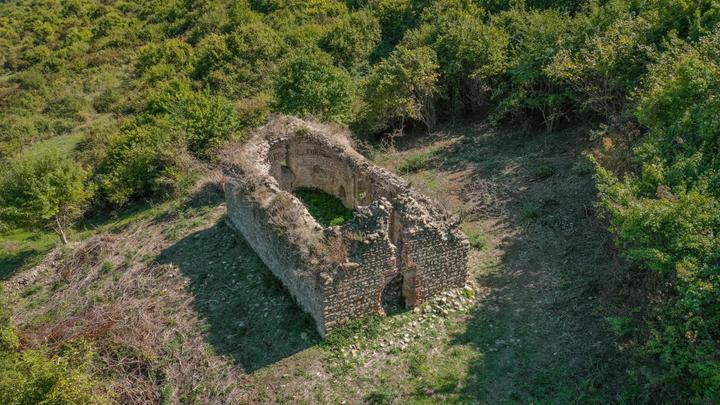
left=2, top=122, right=635, bottom=403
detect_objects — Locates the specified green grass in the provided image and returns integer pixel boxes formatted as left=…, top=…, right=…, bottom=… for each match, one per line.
left=18, top=132, right=83, bottom=161
left=0, top=228, right=57, bottom=280
left=521, top=202, right=543, bottom=219
left=398, top=150, right=437, bottom=173
left=533, top=165, right=557, bottom=180
left=293, top=187, right=354, bottom=227
left=462, top=224, right=487, bottom=250
left=0, top=198, right=175, bottom=281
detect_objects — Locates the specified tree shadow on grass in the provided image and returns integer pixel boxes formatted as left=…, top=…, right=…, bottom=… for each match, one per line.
left=0, top=230, right=57, bottom=281
left=157, top=220, right=320, bottom=372
left=0, top=250, right=36, bottom=281
left=413, top=125, right=636, bottom=402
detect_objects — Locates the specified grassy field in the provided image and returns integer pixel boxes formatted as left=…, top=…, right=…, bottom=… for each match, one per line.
left=17, top=132, right=84, bottom=161
left=1, top=122, right=640, bottom=403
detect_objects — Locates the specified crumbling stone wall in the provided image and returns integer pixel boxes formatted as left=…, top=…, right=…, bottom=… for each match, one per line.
left=222, top=116, right=469, bottom=337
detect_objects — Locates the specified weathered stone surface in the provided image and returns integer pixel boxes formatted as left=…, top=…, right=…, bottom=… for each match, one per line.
left=221, top=116, right=469, bottom=337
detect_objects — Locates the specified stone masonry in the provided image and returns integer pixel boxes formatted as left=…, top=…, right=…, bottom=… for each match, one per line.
left=221, top=116, right=469, bottom=337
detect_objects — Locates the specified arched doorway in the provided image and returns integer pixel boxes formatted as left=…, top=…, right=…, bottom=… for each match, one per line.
left=338, top=185, right=346, bottom=200
left=381, top=275, right=407, bottom=316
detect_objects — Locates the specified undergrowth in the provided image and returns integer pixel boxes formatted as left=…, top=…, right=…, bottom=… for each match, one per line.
left=0, top=288, right=108, bottom=404
left=293, top=187, right=354, bottom=227
left=398, top=150, right=437, bottom=173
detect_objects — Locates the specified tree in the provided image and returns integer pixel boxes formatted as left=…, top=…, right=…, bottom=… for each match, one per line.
left=360, top=45, right=439, bottom=133
left=274, top=52, right=354, bottom=122
left=0, top=153, right=93, bottom=244
left=321, top=10, right=381, bottom=71
left=96, top=119, right=192, bottom=207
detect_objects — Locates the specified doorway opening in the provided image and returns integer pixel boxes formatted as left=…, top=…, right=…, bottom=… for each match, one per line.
left=381, top=275, right=407, bottom=316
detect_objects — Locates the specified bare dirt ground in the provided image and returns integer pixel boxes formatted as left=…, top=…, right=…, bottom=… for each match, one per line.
left=3, top=122, right=638, bottom=403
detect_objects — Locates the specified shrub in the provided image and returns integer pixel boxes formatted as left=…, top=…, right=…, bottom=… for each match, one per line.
left=136, top=38, right=194, bottom=75
left=398, top=150, right=436, bottom=173
left=193, top=33, right=231, bottom=80
left=43, top=94, right=87, bottom=121
left=224, top=22, right=285, bottom=97
left=96, top=120, right=192, bottom=207
left=274, top=52, right=354, bottom=122
left=466, top=230, right=487, bottom=250
left=360, top=45, right=439, bottom=133
left=0, top=152, right=93, bottom=244
left=173, top=90, right=241, bottom=157
left=321, top=10, right=381, bottom=71
left=521, top=202, right=542, bottom=219
left=145, top=80, right=242, bottom=157
left=594, top=29, right=720, bottom=401
left=0, top=291, right=107, bottom=404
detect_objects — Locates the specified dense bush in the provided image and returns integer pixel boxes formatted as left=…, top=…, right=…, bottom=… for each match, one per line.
left=274, top=52, right=354, bottom=122
left=596, top=29, right=720, bottom=400
left=360, top=45, right=439, bottom=133
left=96, top=120, right=193, bottom=207
left=321, top=10, right=381, bottom=71
left=426, top=2, right=508, bottom=115
left=547, top=15, right=654, bottom=117
left=0, top=152, right=93, bottom=244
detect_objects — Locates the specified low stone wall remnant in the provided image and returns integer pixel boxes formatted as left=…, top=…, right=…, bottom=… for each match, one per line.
left=222, top=116, right=469, bottom=337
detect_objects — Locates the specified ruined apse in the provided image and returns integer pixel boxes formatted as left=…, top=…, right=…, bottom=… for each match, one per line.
left=221, top=116, right=469, bottom=337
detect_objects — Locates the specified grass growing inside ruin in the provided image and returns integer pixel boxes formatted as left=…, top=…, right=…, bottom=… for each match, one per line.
left=293, top=187, right=354, bottom=227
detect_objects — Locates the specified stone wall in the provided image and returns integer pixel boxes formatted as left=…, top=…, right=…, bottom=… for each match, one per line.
left=222, top=116, right=469, bottom=337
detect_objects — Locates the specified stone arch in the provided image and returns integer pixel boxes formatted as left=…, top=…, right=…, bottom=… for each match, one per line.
left=338, top=185, right=346, bottom=200
left=381, top=274, right=405, bottom=316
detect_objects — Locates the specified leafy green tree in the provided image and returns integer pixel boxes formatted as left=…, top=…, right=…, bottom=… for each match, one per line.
left=175, top=90, right=241, bottom=157
left=595, top=29, right=720, bottom=400
left=491, top=8, right=575, bottom=131
left=96, top=119, right=192, bottom=207
left=274, top=52, right=354, bottom=122
left=193, top=33, right=232, bottom=80
left=321, top=10, right=381, bottom=71
left=360, top=45, right=439, bottom=133
left=136, top=38, right=194, bottom=76
left=371, top=0, right=431, bottom=46
left=145, top=79, right=242, bottom=157
left=0, top=153, right=93, bottom=245
left=547, top=15, right=653, bottom=117
left=421, top=0, right=509, bottom=114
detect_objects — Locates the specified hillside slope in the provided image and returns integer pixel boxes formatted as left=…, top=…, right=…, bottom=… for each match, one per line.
left=3, top=123, right=639, bottom=403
